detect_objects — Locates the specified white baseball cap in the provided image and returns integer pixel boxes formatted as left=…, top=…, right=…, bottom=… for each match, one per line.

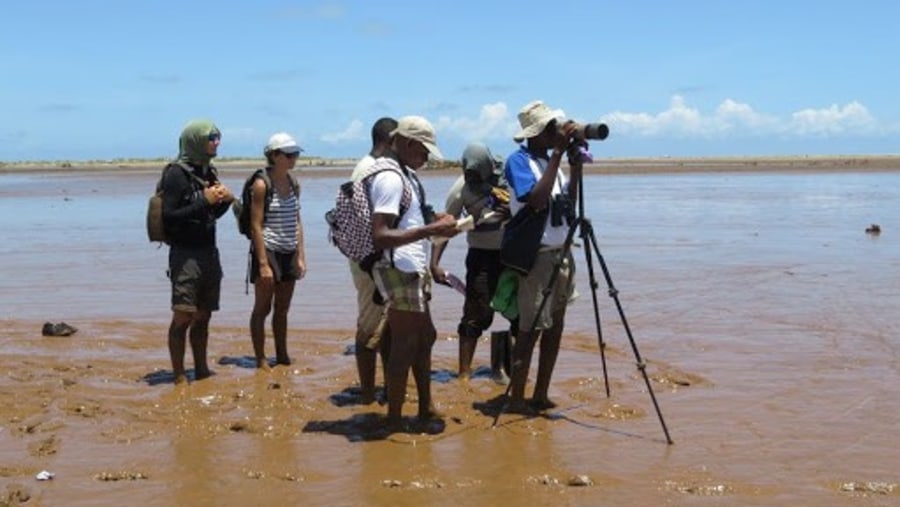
left=390, top=116, right=443, bottom=160
left=264, top=132, right=303, bottom=155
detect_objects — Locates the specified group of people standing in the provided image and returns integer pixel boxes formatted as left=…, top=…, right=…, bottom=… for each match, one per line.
left=158, top=99, right=584, bottom=428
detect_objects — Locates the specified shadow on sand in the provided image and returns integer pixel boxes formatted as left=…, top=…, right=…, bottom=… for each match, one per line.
left=302, top=412, right=447, bottom=442
left=140, top=368, right=217, bottom=386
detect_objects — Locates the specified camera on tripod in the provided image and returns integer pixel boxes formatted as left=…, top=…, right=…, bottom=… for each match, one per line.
left=556, top=120, right=609, bottom=164
left=573, top=122, right=609, bottom=141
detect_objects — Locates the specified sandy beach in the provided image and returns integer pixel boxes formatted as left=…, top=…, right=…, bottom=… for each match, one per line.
left=1, top=162, right=898, bottom=506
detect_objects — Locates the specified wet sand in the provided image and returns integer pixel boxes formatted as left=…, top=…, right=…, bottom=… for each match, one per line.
left=1, top=161, right=899, bottom=505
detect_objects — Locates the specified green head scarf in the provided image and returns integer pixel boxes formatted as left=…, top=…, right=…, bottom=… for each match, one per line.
left=177, top=119, right=220, bottom=167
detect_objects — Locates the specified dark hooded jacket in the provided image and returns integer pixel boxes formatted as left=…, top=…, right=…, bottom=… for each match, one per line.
left=161, top=120, right=230, bottom=247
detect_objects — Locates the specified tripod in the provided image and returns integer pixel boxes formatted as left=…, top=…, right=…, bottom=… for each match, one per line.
left=494, top=167, right=674, bottom=445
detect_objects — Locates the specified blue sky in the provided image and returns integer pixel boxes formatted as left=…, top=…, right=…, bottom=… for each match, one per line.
left=2, top=0, right=898, bottom=162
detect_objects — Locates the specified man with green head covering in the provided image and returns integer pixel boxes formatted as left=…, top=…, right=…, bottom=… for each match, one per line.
left=160, top=119, right=234, bottom=384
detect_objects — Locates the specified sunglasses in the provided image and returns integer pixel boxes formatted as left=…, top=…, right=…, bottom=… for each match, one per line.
left=280, top=151, right=299, bottom=159
left=207, top=133, right=221, bottom=142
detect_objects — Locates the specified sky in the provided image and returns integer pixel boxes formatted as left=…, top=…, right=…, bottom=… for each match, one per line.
left=1, top=0, right=899, bottom=162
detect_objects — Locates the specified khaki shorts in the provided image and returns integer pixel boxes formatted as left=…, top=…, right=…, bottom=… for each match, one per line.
left=350, top=260, right=385, bottom=338
left=371, top=264, right=431, bottom=313
left=516, top=249, right=575, bottom=331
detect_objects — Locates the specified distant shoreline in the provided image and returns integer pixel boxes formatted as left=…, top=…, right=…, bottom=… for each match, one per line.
left=2, top=154, right=900, bottom=177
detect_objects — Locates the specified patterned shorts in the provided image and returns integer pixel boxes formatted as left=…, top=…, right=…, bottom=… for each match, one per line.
left=371, top=264, right=431, bottom=313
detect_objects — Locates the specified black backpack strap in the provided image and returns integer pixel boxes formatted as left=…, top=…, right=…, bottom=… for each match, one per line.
left=171, top=161, right=212, bottom=188
left=402, top=168, right=428, bottom=218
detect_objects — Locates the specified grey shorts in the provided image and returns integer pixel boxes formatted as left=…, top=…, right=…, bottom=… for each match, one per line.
left=516, top=249, right=575, bottom=331
left=169, top=246, right=222, bottom=313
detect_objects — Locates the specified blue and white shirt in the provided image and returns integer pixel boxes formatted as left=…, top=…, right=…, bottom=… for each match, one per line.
left=504, top=146, right=569, bottom=248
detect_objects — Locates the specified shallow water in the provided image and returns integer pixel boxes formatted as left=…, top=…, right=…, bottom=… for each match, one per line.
left=1, top=167, right=898, bottom=505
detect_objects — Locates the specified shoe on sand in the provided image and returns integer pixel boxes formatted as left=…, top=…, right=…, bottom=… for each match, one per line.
left=41, top=322, right=78, bottom=337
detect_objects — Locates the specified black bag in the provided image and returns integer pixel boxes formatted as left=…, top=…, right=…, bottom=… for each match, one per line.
left=499, top=205, right=548, bottom=275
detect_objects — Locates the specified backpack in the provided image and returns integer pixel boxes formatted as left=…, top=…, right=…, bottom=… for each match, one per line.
left=146, top=162, right=205, bottom=244
left=232, top=168, right=300, bottom=240
left=324, top=159, right=415, bottom=272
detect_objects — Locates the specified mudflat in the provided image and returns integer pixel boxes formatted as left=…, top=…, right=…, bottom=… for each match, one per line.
left=1, top=164, right=898, bottom=505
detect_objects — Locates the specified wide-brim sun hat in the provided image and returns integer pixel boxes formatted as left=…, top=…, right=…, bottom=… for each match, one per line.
left=391, top=115, right=443, bottom=160
left=265, top=132, right=303, bottom=155
left=513, top=100, right=564, bottom=142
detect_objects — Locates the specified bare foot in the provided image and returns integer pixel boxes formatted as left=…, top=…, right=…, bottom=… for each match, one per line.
left=386, top=416, right=405, bottom=434
left=276, top=356, right=291, bottom=366
left=194, top=368, right=213, bottom=380
left=504, top=399, right=537, bottom=416
left=529, top=397, right=558, bottom=411
left=255, top=358, right=272, bottom=371
left=491, top=369, right=510, bottom=386
left=359, top=389, right=376, bottom=405
left=418, top=404, right=445, bottom=421
left=173, top=374, right=189, bottom=385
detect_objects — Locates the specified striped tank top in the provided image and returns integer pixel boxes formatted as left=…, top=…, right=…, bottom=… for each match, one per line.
left=263, top=188, right=300, bottom=253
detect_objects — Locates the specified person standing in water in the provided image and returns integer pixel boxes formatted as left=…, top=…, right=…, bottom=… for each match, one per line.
left=248, top=132, right=307, bottom=368
left=160, top=119, right=234, bottom=384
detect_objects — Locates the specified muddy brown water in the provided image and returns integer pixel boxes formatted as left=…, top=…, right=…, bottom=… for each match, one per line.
left=1, top=167, right=898, bottom=505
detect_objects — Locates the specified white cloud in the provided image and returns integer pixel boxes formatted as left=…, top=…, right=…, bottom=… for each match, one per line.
left=787, top=101, right=877, bottom=136
left=603, top=96, right=886, bottom=139
left=320, top=119, right=365, bottom=144
left=434, top=102, right=515, bottom=142
left=339, top=97, right=893, bottom=155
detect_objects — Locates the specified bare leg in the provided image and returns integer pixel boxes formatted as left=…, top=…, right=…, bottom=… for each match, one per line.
left=458, top=334, right=478, bottom=381
left=414, top=310, right=438, bottom=420
left=532, top=308, right=565, bottom=409
left=190, top=310, right=212, bottom=380
left=379, top=324, right=392, bottom=389
left=168, top=310, right=193, bottom=384
left=385, top=308, right=420, bottom=428
left=272, top=281, right=295, bottom=365
left=250, top=282, right=274, bottom=369
left=508, top=329, right=538, bottom=411
left=355, top=327, right=378, bottom=404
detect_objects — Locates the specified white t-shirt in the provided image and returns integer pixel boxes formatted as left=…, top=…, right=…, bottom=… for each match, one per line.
left=369, top=162, right=428, bottom=274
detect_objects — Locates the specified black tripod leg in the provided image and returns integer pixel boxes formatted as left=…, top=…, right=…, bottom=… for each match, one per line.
left=586, top=229, right=674, bottom=445
left=579, top=219, right=610, bottom=397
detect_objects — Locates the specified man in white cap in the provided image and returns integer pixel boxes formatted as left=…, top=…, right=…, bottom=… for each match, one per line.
left=503, top=100, right=582, bottom=413
left=367, top=115, right=459, bottom=429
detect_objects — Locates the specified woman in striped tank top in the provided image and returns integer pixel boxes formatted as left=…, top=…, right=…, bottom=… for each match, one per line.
left=248, top=132, right=307, bottom=369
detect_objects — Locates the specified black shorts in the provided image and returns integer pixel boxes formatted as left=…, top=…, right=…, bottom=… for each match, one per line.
left=457, top=248, right=503, bottom=338
left=169, top=246, right=222, bottom=313
left=250, top=248, right=300, bottom=284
